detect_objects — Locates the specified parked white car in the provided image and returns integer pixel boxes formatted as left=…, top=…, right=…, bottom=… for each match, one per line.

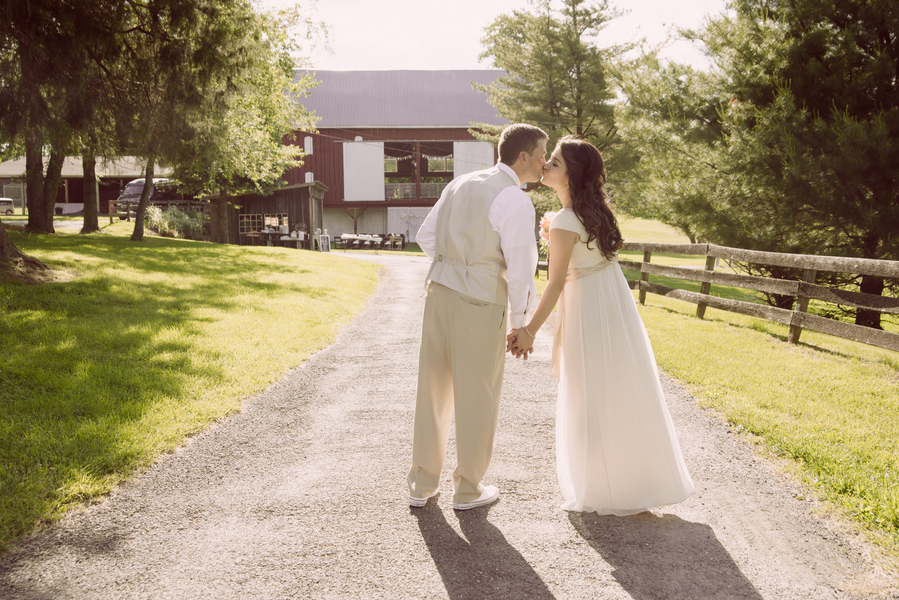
left=0, top=198, right=14, bottom=215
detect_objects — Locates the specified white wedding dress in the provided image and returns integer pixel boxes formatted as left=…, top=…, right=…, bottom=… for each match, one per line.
left=550, top=209, right=694, bottom=515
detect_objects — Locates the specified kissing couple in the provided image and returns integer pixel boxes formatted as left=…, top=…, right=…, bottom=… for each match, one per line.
left=407, top=123, right=694, bottom=514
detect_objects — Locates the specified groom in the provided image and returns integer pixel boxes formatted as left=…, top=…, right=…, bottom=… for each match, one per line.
left=408, top=123, right=547, bottom=510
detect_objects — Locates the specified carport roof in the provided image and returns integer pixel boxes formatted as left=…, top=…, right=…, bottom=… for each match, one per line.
left=0, top=156, right=167, bottom=179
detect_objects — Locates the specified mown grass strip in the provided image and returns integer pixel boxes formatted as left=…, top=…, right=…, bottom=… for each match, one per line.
left=637, top=294, right=899, bottom=554
left=0, top=222, right=380, bottom=550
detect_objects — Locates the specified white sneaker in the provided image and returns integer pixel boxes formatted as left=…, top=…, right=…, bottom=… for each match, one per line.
left=453, top=485, right=499, bottom=510
left=409, top=491, right=439, bottom=507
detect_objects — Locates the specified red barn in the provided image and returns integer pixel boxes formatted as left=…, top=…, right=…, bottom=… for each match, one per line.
left=285, top=70, right=508, bottom=241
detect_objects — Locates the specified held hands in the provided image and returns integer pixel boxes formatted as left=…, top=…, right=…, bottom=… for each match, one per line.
left=506, top=327, right=535, bottom=360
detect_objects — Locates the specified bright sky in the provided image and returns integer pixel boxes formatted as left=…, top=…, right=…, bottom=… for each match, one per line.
left=263, top=0, right=727, bottom=71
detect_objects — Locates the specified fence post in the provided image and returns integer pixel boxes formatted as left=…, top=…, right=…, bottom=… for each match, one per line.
left=696, top=254, right=717, bottom=319
left=638, top=251, right=651, bottom=305
left=788, top=268, right=817, bottom=344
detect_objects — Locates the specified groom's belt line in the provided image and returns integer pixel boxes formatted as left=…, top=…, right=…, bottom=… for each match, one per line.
left=435, top=254, right=499, bottom=277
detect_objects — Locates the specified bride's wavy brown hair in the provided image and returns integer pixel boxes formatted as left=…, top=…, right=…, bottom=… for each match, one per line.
left=558, top=135, right=624, bottom=260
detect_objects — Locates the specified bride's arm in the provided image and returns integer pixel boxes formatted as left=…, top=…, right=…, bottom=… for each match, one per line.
left=508, top=228, right=579, bottom=356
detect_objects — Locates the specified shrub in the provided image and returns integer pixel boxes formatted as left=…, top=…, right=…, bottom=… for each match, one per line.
left=144, top=206, right=209, bottom=241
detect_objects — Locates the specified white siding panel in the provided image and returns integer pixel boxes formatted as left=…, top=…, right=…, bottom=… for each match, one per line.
left=453, top=141, right=495, bottom=178
left=343, top=141, right=385, bottom=201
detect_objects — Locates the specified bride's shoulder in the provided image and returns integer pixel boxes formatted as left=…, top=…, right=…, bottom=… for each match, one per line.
left=550, top=208, right=584, bottom=231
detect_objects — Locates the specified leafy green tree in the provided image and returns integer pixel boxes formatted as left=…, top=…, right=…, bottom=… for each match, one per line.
left=618, top=0, right=899, bottom=327
left=167, top=5, right=321, bottom=244
left=0, top=0, right=138, bottom=236
left=474, top=0, right=637, bottom=177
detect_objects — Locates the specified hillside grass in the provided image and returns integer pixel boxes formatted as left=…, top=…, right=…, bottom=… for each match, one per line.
left=619, top=216, right=899, bottom=557
left=638, top=294, right=899, bottom=557
left=0, top=219, right=380, bottom=551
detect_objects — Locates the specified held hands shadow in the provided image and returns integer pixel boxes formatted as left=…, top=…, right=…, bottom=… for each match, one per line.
left=412, top=503, right=555, bottom=600
left=569, top=511, right=763, bottom=600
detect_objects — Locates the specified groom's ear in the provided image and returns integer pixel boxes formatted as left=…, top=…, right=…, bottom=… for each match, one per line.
left=517, top=150, right=529, bottom=165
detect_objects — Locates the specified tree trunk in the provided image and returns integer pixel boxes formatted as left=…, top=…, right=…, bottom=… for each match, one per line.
left=221, top=196, right=233, bottom=244
left=210, top=192, right=232, bottom=244
left=25, top=135, right=66, bottom=234
left=130, top=158, right=154, bottom=241
left=80, top=152, right=101, bottom=234
left=209, top=196, right=220, bottom=243
left=24, top=133, right=52, bottom=234
left=855, top=274, right=884, bottom=329
left=24, top=136, right=66, bottom=234
left=0, top=219, right=49, bottom=271
left=771, top=293, right=796, bottom=310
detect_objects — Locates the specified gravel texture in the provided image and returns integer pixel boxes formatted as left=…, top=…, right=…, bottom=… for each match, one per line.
left=1, top=252, right=896, bottom=599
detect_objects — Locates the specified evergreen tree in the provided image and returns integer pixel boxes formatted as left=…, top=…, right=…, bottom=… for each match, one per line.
left=474, top=0, right=637, bottom=176
left=618, top=0, right=899, bottom=327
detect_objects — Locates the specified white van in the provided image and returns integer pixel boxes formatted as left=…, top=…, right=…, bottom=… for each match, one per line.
left=0, top=198, right=14, bottom=215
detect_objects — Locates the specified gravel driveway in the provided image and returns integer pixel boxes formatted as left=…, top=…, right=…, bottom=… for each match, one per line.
left=0, top=253, right=896, bottom=599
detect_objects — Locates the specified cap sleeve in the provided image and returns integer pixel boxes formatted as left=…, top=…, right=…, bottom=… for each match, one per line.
left=549, top=209, right=584, bottom=234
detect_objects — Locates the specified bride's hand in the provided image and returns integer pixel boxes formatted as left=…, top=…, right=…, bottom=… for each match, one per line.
left=509, top=327, right=535, bottom=359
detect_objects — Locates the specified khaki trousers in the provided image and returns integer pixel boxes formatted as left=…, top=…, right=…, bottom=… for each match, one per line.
left=407, top=282, right=507, bottom=505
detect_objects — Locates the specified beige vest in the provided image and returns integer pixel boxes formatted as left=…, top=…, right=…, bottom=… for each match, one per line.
left=425, top=166, right=517, bottom=306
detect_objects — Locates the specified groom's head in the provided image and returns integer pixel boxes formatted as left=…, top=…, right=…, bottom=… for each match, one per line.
left=498, top=124, right=548, bottom=184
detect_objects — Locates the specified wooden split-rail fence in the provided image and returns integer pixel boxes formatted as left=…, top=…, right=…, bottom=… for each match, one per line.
left=617, top=242, right=899, bottom=352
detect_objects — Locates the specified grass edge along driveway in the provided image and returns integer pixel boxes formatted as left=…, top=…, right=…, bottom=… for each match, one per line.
left=0, top=225, right=380, bottom=552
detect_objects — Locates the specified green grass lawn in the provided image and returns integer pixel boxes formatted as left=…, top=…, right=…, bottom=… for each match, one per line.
left=637, top=294, right=899, bottom=558
left=0, top=219, right=380, bottom=551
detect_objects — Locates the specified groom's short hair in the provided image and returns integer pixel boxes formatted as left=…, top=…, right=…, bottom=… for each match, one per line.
left=498, top=124, right=548, bottom=166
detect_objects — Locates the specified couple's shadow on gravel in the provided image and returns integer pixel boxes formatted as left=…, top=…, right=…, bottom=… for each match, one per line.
left=570, top=511, right=764, bottom=600
left=412, top=502, right=555, bottom=599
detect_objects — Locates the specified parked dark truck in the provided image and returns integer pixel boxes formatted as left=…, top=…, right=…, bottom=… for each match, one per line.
left=113, top=178, right=185, bottom=219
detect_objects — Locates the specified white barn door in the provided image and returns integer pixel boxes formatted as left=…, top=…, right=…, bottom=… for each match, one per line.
left=343, top=141, right=385, bottom=201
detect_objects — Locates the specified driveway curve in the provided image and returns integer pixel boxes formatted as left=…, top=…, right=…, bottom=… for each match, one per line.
left=0, top=253, right=896, bottom=599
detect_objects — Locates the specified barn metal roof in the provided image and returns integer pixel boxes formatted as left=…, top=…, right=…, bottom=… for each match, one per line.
left=295, top=70, right=508, bottom=129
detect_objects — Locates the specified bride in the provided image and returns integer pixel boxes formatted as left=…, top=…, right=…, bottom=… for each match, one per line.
left=508, top=136, right=694, bottom=514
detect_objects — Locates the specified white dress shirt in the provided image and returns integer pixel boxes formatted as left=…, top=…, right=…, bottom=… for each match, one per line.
left=416, top=162, right=538, bottom=329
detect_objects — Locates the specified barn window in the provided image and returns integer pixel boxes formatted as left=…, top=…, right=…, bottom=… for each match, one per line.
left=239, top=214, right=264, bottom=233
left=264, top=213, right=289, bottom=228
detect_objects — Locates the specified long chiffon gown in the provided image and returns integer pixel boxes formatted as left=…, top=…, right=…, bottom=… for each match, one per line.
left=550, top=209, right=694, bottom=515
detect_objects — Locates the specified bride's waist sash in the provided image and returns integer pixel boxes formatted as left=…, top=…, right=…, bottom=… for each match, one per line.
left=551, top=259, right=619, bottom=379
left=565, top=259, right=619, bottom=282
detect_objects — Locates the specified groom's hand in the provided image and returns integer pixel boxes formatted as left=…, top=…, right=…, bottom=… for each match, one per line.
left=506, top=331, right=519, bottom=356
left=508, top=328, right=535, bottom=360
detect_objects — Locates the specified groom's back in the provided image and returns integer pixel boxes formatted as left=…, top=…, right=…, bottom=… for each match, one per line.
left=428, top=167, right=517, bottom=306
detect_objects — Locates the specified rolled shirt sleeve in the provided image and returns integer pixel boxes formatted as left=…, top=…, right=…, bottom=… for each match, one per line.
left=415, top=186, right=449, bottom=260
left=491, top=190, right=538, bottom=329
